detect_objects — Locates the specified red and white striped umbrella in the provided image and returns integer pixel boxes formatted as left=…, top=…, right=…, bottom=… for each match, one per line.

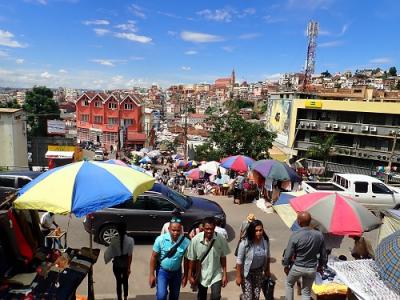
left=290, top=192, right=381, bottom=235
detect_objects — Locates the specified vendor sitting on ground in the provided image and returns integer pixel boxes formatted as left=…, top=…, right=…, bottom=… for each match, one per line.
left=350, top=235, right=375, bottom=259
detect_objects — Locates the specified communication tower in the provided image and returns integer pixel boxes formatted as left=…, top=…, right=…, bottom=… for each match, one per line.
left=302, top=20, right=319, bottom=91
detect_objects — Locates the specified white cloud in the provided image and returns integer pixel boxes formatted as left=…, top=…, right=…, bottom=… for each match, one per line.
left=25, top=0, right=47, bottom=5
left=0, top=50, right=8, bottom=57
left=130, top=56, right=144, bottom=61
left=115, top=21, right=137, bottom=32
left=59, top=69, right=68, bottom=73
left=129, top=4, right=146, bottom=19
left=265, top=73, right=282, bottom=80
left=83, top=19, right=110, bottom=26
left=114, top=32, right=152, bottom=44
left=181, top=31, right=224, bottom=43
left=40, top=71, right=53, bottom=79
left=222, top=46, right=234, bottom=52
left=340, top=24, right=349, bottom=35
left=238, top=33, right=261, bottom=40
left=184, top=50, right=198, bottom=55
left=319, top=40, right=343, bottom=48
left=91, top=59, right=116, bottom=67
left=93, top=28, right=110, bottom=36
left=264, top=15, right=286, bottom=24
left=0, top=30, right=26, bottom=48
left=15, top=59, right=24, bottom=64
left=181, top=66, right=191, bottom=71
left=369, top=57, right=392, bottom=64
left=197, top=8, right=233, bottom=22
left=287, top=0, right=333, bottom=10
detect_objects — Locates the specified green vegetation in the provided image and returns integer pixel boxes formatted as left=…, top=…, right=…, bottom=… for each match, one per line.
left=23, top=86, right=60, bottom=137
left=0, top=99, right=21, bottom=109
left=306, top=134, right=336, bottom=161
left=388, top=66, right=397, bottom=77
left=194, top=110, right=276, bottom=160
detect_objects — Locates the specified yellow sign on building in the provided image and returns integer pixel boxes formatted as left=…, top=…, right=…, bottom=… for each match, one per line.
left=48, top=145, right=76, bottom=152
left=305, top=100, right=322, bottom=109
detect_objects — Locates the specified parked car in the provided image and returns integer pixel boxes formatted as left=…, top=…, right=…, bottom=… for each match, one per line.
left=93, top=150, right=104, bottom=161
left=0, top=171, right=42, bottom=204
left=302, top=173, right=400, bottom=211
left=83, top=183, right=226, bottom=244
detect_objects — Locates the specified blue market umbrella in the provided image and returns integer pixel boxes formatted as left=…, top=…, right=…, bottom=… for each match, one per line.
left=375, top=230, right=400, bottom=294
left=273, top=191, right=305, bottom=231
left=139, top=156, right=152, bottom=164
left=250, top=159, right=301, bottom=182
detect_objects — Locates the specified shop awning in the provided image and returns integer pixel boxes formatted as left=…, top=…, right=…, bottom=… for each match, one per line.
left=127, top=132, right=147, bottom=142
left=45, top=151, right=74, bottom=159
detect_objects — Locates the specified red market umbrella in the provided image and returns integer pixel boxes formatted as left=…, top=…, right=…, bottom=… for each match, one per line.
left=186, top=168, right=202, bottom=180
left=221, top=155, right=255, bottom=173
left=290, top=192, right=381, bottom=235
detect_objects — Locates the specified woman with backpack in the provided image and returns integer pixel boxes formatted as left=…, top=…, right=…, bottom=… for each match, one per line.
left=235, top=220, right=271, bottom=300
left=104, top=223, right=134, bottom=300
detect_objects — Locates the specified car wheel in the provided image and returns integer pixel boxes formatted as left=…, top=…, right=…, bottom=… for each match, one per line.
left=99, top=224, right=119, bottom=245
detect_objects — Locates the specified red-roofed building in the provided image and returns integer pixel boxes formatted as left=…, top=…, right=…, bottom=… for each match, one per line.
left=76, top=92, right=146, bottom=150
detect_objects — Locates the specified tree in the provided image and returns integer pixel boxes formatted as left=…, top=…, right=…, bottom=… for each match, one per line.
left=193, top=142, right=223, bottom=162
left=306, top=134, right=336, bottom=161
left=0, top=99, right=21, bottom=109
left=205, top=106, right=217, bottom=115
left=206, top=111, right=276, bottom=160
left=321, top=70, right=332, bottom=78
left=23, top=86, right=60, bottom=137
left=395, top=81, right=400, bottom=90
left=388, top=66, right=397, bottom=77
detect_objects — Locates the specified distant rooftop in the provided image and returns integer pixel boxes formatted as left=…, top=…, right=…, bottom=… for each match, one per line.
left=0, top=108, right=22, bottom=113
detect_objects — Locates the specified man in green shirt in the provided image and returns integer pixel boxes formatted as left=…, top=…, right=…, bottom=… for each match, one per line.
left=187, top=217, right=231, bottom=300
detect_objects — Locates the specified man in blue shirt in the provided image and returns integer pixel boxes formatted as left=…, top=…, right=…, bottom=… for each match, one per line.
left=149, top=217, right=190, bottom=300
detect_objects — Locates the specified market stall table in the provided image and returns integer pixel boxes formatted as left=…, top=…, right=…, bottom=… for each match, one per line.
left=0, top=247, right=100, bottom=300
left=46, top=229, right=67, bottom=249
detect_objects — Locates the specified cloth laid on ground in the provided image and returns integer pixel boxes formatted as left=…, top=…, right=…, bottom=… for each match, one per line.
left=7, top=272, right=37, bottom=286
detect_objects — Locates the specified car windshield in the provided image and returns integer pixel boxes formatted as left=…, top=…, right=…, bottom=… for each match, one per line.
left=168, top=188, right=191, bottom=209
left=150, top=183, right=191, bottom=209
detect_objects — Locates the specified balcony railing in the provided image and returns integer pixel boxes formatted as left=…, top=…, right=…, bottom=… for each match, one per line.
left=297, top=119, right=400, bottom=138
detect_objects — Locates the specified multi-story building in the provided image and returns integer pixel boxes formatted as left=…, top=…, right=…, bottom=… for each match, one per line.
left=0, top=108, right=28, bottom=169
left=75, top=92, right=146, bottom=150
left=289, top=99, right=400, bottom=169
left=16, top=91, right=26, bottom=106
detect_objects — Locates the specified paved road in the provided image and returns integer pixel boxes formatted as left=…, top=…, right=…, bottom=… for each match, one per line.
left=56, top=192, right=377, bottom=299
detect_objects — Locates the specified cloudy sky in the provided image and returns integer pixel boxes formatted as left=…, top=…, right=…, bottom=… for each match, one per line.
left=0, top=0, right=399, bottom=89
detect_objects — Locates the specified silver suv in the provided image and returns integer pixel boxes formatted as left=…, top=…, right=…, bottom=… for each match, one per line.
left=0, top=171, right=42, bottom=204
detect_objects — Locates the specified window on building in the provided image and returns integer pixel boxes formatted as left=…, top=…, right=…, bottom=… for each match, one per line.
left=82, top=100, right=89, bottom=106
left=124, top=103, right=133, bottom=110
left=94, top=101, right=102, bottom=108
left=80, top=114, right=89, bottom=122
left=124, top=119, right=134, bottom=126
left=108, top=102, right=117, bottom=109
left=108, top=118, right=118, bottom=125
left=354, top=182, right=368, bottom=193
left=94, top=116, right=103, bottom=124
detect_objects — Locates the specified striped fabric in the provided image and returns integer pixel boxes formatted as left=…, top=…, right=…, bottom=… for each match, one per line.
left=375, top=230, right=400, bottom=295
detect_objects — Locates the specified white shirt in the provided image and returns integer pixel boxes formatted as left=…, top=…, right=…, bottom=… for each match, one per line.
left=215, top=226, right=228, bottom=240
left=40, top=212, right=55, bottom=229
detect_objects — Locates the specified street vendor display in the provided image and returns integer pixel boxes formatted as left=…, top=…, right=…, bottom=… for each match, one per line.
left=330, top=259, right=399, bottom=300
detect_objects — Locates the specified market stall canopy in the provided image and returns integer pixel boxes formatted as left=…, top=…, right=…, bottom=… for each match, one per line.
left=186, top=168, right=202, bottom=180
left=14, top=161, right=155, bottom=217
left=250, top=159, right=301, bottom=182
left=139, top=156, right=152, bottom=164
left=199, top=161, right=227, bottom=175
left=377, top=209, right=400, bottom=244
left=290, top=192, right=381, bottom=235
left=45, top=150, right=74, bottom=159
left=104, top=159, right=128, bottom=167
left=273, top=191, right=306, bottom=230
left=220, top=155, right=255, bottom=173
left=375, top=230, right=400, bottom=295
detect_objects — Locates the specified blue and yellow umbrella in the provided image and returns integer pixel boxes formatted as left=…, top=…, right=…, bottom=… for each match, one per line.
left=14, top=161, right=155, bottom=217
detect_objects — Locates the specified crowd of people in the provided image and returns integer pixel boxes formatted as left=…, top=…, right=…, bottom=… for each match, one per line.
left=100, top=208, right=376, bottom=300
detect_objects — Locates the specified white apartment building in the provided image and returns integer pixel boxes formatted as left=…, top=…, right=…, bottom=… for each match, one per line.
left=0, top=108, right=28, bottom=169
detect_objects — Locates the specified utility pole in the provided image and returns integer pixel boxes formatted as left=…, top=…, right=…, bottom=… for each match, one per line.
left=386, top=131, right=398, bottom=183
left=183, top=99, right=188, bottom=161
